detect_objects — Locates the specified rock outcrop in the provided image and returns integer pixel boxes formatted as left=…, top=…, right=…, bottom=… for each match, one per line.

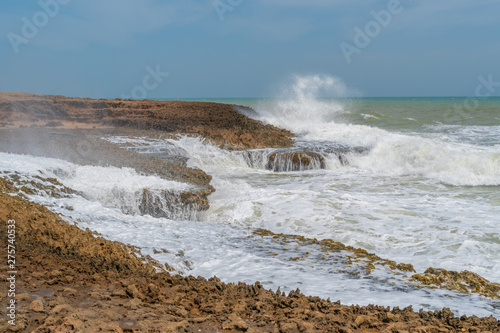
left=0, top=92, right=294, bottom=150
left=1, top=177, right=499, bottom=332
left=243, top=145, right=371, bottom=172
left=266, top=151, right=326, bottom=172
left=0, top=128, right=215, bottom=217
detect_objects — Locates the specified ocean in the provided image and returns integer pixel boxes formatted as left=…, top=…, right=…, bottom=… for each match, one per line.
left=1, top=77, right=499, bottom=318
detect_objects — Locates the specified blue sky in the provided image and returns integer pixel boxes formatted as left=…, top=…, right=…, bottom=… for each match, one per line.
left=1, top=0, right=499, bottom=98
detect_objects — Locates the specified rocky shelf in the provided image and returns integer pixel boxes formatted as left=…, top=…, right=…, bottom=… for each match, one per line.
left=0, top=92, right=294, bottom=150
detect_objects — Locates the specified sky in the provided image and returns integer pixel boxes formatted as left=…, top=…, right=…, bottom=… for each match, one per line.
left=1, top=0, right=499, bottom=99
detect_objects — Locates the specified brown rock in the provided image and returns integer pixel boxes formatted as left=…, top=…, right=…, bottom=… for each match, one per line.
left=63, top=287, right=78, bottom=296
left=100, top=322, right=124, bottom=333
left=163, top=320, right=192, bottom=332
left=279, top=321, right=299, bottom=332
left=29, top=299, right=45, bottom=312
left=0, top=92, right=294, bottom=150
left=16, top=293, right=31, bottom=302
left=386, top=312, right=401, bottom=322
left=354, top=314, right=379, bottom=328
left=125, top=284, right=142, bottom=299
left=101, top=309, right=123, bottom=321
left=125, top=298, right=142, bottom=310
left=266, top=151, right=325, bottom=172
left=50, top=304, right=75, bottom=315
left=383, top=322, right=410, bottom=333
left=55, top=313, right=85, bottom=332
left=1, top=145, right=500, bottom=333
left=223, top=314, right=249, bottom=331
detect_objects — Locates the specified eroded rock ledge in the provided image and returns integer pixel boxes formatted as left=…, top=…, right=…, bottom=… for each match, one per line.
left=253, top=229, right=500, bottom=301
left=1, top=177, right=499, bottom=332
left=0, top=92, right=294, bottom=150
left=0, top=91, right=295, bottom=215
left=0, top=128, right=214, bottom=216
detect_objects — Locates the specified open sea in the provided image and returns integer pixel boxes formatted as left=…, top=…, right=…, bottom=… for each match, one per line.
left=1, top=77, right=500, bottom=318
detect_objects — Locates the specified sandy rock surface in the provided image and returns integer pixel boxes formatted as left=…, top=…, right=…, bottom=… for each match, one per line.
left=0, top=92, right=293, bottom=150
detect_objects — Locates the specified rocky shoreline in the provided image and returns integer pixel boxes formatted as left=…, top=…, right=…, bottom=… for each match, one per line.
left=1, top=177, right=499, bottom=332
left=0, top=92, right=294, bottom=150
left=1, top=92, right=499, bottom=332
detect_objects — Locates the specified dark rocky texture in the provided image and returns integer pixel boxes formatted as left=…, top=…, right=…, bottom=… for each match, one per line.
left=1, top=177, right=499, bottom=332
left=411, top=268, right=500, bottom=300
left=0, top=92, right=294, bottom=150
left=266, top=151, right=326, bottom=172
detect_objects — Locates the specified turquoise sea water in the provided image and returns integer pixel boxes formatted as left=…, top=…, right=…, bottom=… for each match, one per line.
left=164, top=96, right=500, bottom=128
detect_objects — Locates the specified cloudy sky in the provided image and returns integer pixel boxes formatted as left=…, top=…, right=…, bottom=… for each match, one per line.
left=1, top=0, right=499, bottom=98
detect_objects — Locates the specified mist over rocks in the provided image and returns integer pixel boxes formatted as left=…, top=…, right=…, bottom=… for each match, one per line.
left=0, top=92, right=294, bottom=150
left=0, top=91, right=296, bottom=216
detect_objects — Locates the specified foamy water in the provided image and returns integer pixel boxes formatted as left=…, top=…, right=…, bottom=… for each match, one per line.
left=1, top=75, right=500, bottom=318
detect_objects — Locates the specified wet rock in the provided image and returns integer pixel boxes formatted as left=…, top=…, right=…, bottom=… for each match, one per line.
left=1, top=162, right=500, bottom=333
left=138, top=188, right=210, bottom=220
left=266, top=151, right=325, bottom=172
left=411, top=268, right=500, bottom=299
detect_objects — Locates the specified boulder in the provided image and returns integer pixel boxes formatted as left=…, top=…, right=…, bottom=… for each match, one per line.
left=266, top=151, right=325, bottom=172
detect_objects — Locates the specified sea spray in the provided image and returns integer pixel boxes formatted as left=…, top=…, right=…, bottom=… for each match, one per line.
left=0, top=153, right=196, bottom=219
left=1, top=142, right=500, bottom=317
left=253, top=75, right=500, bottom=186
left=255, top=74, right=351, bottom=134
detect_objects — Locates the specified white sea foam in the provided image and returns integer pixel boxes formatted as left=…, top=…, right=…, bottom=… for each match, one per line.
left=0, top=152, right=193, bottom=217
left=1, top=77, right=499, bottom=318
left=253, top=75, right=500, bottom=186
left=108, top=136, right=499, bottom=283
left=1, top=151, right=499, bottom=318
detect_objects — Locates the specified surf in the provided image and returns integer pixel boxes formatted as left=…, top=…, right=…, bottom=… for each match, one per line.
left=250, top=74, right=500, bottom=186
